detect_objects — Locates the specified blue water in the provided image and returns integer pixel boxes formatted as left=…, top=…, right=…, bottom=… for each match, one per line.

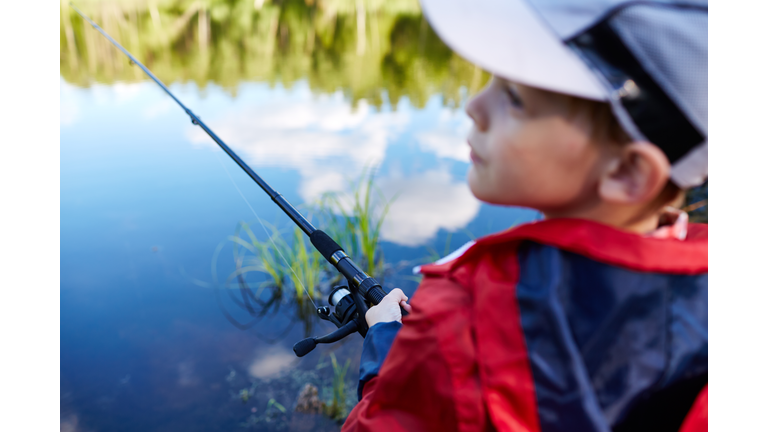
left=60, top=77, right=538, bottom=431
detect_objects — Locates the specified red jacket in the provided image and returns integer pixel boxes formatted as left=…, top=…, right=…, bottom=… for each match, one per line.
left=343, top=218, right=708, bottom=432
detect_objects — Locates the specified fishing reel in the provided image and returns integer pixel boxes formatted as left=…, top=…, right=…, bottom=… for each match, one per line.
left=292, top=283, right=370, bottom=357
left=291, top=230, right=407, bottom=357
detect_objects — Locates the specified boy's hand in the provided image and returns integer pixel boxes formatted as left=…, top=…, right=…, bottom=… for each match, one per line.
left=365, top=288, right=413, bottom=328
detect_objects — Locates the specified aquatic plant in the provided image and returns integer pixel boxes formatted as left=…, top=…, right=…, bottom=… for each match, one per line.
left=227, top=219, right=325, bottom=308
left=286, top=227, right=325, bottom=302
left=231, top=381, right=258, bottom=403
left=226, top=359, right=358, bottom=429
left=224, top=168, right=394, bottom=301
left=220, top=221, right=288, bottom=319
left=234, top=220, right=288, bottom=294
left=318, top=168, right=395, bottom=276
left=424, top=231, right=454, bottom=264
left=210, top=169, right=398, bottom=339
left=424, top=228, right=478, bottom=264
left=266, top=398, right=286, bottom=414
left=325, top=352, right=352, bottom=421
left=239, top=397, right=288, bottom=428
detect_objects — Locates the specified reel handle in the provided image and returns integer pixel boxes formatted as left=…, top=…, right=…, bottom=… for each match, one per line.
left=292, top=319, right=361, bottom=357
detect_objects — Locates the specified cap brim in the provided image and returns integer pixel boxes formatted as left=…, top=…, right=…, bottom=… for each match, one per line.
left=421, top=0, right=608, bottom=101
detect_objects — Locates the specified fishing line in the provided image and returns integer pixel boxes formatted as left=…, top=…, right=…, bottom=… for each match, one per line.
left=214, top=151, right=319, bottom=310
left=71, top=2, right=399, bottom=356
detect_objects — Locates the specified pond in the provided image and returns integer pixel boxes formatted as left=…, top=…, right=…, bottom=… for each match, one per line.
left=60, top=1, right=543, bottom=431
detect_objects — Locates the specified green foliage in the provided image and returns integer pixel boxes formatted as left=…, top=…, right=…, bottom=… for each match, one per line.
left=325, top=352, right=351, bottom=421
left=424, top=227, right=477, bottom=264
left=424, top=231, right=453, bottom=264
left=232, top=220, right=286, bottom=292
left=221, top=170, right=395, bottom=331
left=287, top=226, right=325, bottom=301
left=228, top=220, right=324, bottom=308
left=239, top=396, right=288, bottom=428
left=317, top=168, right=393, bottom=276
left=266, top=398, right=286, bottom=414
left=61, top=0, right=491, bottom=107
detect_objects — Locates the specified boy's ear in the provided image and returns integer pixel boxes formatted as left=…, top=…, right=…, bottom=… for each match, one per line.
left=598, top=141, right=671, bottom=205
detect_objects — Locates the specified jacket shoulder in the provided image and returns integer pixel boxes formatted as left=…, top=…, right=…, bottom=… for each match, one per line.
left=420, top=219, right=708, bottom=277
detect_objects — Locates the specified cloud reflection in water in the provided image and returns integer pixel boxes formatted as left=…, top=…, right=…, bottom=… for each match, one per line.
left=380, top=170, right=480, bottom=247
left=185, top=82, right=480, bottom=246
left=247, top=346, right=297, bottom=379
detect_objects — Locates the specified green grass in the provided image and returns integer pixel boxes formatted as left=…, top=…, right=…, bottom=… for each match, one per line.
left=424, top=231, right=454, bottom=263
left=213, top=169, right=396, bottom=333
left=317, top=168, right=395, bottom=276
left=324, top=352, right=352, bottom=421
left=234, top=220, right=288, bottom=294
left=424, top=227, right=478, bottom=263
left=286, top=227, right=324, bottom=302
left=224, top=220, right=325, bottom=308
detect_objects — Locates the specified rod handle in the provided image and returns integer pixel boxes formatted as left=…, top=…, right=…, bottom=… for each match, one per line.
left=310, top=230, right=408, bottom=317
left=368, top=285, right=387, bottom=304
left=309, top=230, right=343, bottom=263
left=367, top=285, right=409, bottom=317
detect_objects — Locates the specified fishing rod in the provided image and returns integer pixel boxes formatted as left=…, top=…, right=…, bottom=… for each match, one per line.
left=70, top=3, right=406, bottom=357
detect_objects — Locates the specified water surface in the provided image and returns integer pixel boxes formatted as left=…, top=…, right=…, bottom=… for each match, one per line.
left=60, top=2, right=538, bottom=430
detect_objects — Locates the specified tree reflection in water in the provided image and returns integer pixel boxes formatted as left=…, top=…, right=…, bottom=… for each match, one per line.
left=60, top=0, right=490, bottom=109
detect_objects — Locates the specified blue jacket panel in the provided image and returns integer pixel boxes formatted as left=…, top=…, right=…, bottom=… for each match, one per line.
left=516, top=241, right=707, bottom=432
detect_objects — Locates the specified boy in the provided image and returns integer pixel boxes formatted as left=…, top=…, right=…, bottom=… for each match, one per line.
left=344, top=1, right=707, bottom=431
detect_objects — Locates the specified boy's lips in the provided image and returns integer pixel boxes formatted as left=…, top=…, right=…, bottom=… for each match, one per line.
left=468, top=142, right=484, bottom=164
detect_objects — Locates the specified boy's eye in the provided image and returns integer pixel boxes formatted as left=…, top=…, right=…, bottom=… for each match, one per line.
left=505, top=87, right=524, bottom=108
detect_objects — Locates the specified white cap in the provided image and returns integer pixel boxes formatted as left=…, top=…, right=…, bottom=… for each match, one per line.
left=420, top=0, right=708, bottom=188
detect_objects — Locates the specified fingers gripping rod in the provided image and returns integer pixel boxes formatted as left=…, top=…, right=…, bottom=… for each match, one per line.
left=70, top=4, right=398, bottom=326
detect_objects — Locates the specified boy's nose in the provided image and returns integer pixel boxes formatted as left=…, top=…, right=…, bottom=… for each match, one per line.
left=466, top=92, right=489, bottom=132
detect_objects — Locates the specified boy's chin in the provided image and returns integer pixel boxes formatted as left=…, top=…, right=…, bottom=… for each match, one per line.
left=467, top=175, right=521, bottom=207
left=466, top=169, right=489, bottom=202
left=468, top=179, right=541, bottom=210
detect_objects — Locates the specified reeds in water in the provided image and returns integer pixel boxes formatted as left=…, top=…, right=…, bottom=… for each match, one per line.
left=317, top=168, right=394, bottom=277
left=325, top=352, right=352, bottom=421
left=219, top=169, right=395, bottom=327
left=229, top=220, right=325, bottom=306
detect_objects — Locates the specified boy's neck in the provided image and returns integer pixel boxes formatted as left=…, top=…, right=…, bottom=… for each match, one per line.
left=542, top=202, right=664, bottom=235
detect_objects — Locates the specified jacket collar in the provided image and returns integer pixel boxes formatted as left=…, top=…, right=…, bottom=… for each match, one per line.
left=421, top=218, right=707, bottom=276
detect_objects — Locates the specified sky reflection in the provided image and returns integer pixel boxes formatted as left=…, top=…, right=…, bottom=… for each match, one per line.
left=59, top=2, right=539, bottom=429
left=180, top=80, right=481, bottom=246
left=60, top=73, right=536, bottom=432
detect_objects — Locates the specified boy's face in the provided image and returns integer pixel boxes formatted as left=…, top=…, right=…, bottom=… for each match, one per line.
left=465, top=76, right=611, bottom=214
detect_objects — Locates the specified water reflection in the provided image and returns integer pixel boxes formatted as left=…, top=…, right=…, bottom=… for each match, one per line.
left=60, top=2, right=534, bottom=431
left=248, top=346, right=298, bottom=379
left=61, top=0, right=490, bottom=108
left=184, top=82, right=401, bottom=201
left=415, top=107, right=473, bottom=162
left=182, top=81, right=481, bottom=247
left=380, top=169, right=479, bottom=246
